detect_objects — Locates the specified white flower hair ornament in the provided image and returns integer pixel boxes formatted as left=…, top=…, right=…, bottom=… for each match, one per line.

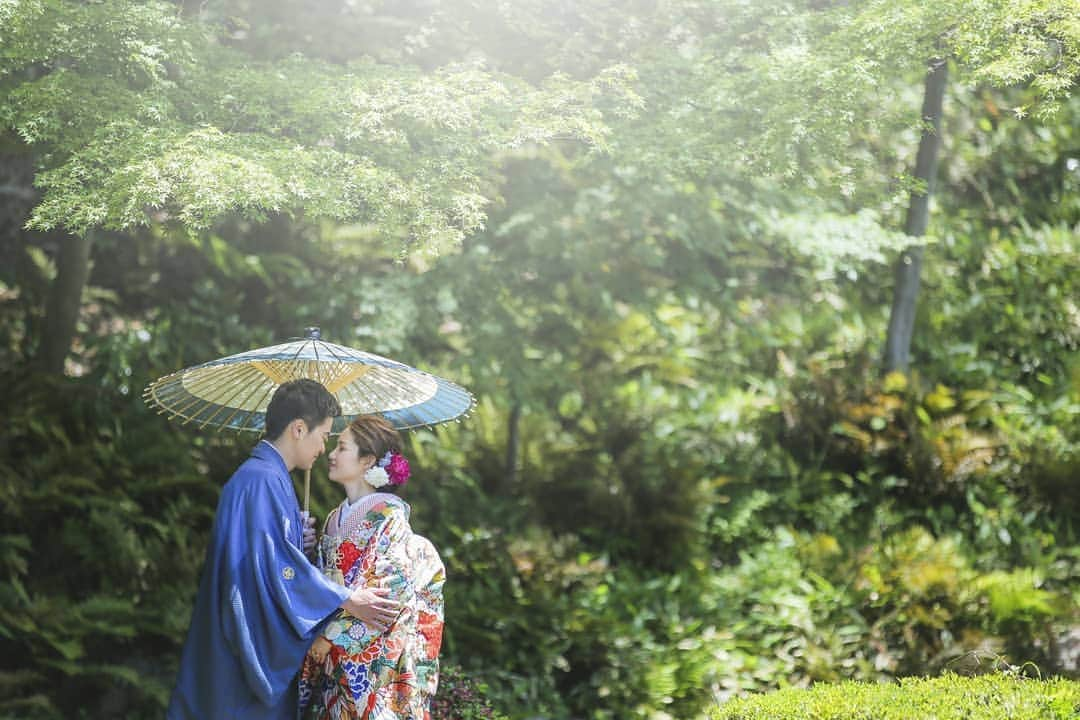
left=364, top=450, right=411, bottom=488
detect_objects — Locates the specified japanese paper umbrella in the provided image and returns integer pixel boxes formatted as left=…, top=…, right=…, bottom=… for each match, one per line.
left=143, top=327, right=474, bottom=509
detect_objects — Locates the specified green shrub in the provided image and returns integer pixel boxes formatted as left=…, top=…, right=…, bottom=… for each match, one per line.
left=431, top=665, right=509, bottom=720
left=713, top=673, right=1080, bottom=720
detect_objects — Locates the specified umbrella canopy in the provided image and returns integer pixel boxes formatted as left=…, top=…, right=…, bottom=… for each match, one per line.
left=143, top=328, right=474, bottom=434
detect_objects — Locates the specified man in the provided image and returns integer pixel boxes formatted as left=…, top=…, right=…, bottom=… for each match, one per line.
left=168, top=379, right=400, bottom=719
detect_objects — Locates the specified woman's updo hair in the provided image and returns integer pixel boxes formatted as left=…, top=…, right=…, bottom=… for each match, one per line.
left=346, top=414, right=402, bottom=462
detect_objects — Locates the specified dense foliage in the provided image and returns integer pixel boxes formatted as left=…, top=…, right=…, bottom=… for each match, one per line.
left=1, top=0, right=1078, bottom=718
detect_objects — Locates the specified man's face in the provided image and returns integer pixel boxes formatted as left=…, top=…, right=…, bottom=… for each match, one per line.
left=295, top=417, right=333, bottom=471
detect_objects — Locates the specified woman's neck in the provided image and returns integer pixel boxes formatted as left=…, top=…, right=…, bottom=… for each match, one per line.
left=343, top=481, right=377, bottom=504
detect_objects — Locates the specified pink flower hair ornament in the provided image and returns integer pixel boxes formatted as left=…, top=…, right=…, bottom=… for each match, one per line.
left=383, top=451, right=411, bottom=486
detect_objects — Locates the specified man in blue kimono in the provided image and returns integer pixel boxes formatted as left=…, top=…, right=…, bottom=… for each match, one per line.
left=168, top=379, right=401, bottom=719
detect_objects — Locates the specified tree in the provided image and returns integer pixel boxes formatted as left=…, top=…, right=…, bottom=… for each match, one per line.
left=884, top=59, right=947, bottom=373
left=0, top=0, right=635, bottom=374
left=712, top=0, right=1080, bottom=373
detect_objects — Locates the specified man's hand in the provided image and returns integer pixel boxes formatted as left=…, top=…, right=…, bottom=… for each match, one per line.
left=301, top=511, right=317, bottom=558
left=309, top=635, right=332, bottom=663
left=340, top=586, right=401, bottom=631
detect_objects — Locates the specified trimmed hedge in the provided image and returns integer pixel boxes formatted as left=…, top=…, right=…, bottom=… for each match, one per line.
left=714, top=673, right=1080, bottom=720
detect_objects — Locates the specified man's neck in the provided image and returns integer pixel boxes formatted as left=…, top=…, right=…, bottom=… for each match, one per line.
left=264, top=438, right=295, bottom=472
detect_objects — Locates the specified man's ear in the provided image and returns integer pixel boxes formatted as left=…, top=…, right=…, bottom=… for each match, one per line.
left=293, top=418, right=308, bottom=438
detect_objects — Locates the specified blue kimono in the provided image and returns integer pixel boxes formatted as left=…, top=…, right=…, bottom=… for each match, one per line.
left=168, top=441, right=351, bottom=720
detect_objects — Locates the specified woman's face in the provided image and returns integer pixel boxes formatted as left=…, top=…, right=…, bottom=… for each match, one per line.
left=327, top=429, right=372, bottom=484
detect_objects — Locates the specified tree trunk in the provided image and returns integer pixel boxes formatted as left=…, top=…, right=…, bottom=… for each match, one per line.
left=883, top=58, right=947, bottom=374
left=1, top=149, right=48, bottom=360
left=15, top=244, right=48, bottom=358
left=38, top=230, right=94, bottom=375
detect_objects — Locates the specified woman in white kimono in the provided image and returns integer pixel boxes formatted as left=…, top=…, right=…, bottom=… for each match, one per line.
left=299, top=415, right=445, bottom=720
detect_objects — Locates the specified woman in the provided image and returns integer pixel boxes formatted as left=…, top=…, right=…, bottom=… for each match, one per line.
left=299, top=415, right=445, bottom=720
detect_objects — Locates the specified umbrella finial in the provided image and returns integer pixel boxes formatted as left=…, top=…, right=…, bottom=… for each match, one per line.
left=305, top=326, right=322, bottom=340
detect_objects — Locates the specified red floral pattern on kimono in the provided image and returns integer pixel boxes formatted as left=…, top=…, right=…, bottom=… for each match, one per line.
left=299, top=493, right=445, bottom=720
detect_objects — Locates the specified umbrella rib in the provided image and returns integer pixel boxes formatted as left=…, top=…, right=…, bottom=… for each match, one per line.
left=422, top=381, right=474, bottom=423
left=337, top=367, right=375, bottom=414
left=197, top=365, right=268, bottom=430
left=236, top=364, right=275, bottom=403
left=393, top=369, right=445, bottom=412
left=400, top=374, right=465, bottom=424
left=144, top=381, right=171, bottom=413
left=144, top=370, right=184, bottom=408
left=255, top=340, right=315, bottom=418
left=285, top=339, right=309, bottom=365
left=322, top=341, right=349, bottom=363
left=180, top=363, right=271, bottom=431
left=196, top=365, right=259, bottom=409
left=158, top=386, right=207, bottom=418
left=181, top=364, right=259, bottom=404
left=372, top=371, right=410, bottom=411
left=416, top=390, right=457, bottom=424
left=364, top=368, right=417, bottom=414
left=230, top=409, right=257, bottom=432
left=341, top=377, right=378, bottom=416
left=234, top=367, right=276, bottom=418
left=401, top=370, right=458, bottom=419
left=146, top=375, right=185, bottom=405
left=147, top=386, right=186, bottom=418
left=246, top=379, right=279, bottom=433
left=310, top=340, right=323, bottom=385
left=179, top=374, right=253, bottom=428
left=167, top=385, right=222, bottom=425
left=352, top=372, right=401, bottom=417
left=367, top=376, right=401, bottom=415
left=339, top=382, right=367, bottom=415
left=321, top=342, right=355, bottom=393
left=272, top=339, right=317, bottom=386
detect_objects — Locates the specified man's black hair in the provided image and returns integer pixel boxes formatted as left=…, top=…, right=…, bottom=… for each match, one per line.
left=264, top=379, right=342, bottom=440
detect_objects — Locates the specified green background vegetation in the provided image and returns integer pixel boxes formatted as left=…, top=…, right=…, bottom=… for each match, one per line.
left=1, top=1, right=1078, bottom=717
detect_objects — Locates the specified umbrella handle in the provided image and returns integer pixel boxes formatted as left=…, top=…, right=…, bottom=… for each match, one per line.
left=304, top=468, right=310, bottom=514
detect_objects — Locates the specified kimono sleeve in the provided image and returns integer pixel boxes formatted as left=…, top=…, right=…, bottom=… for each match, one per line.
left=220, top=475, right=351, bottom=706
